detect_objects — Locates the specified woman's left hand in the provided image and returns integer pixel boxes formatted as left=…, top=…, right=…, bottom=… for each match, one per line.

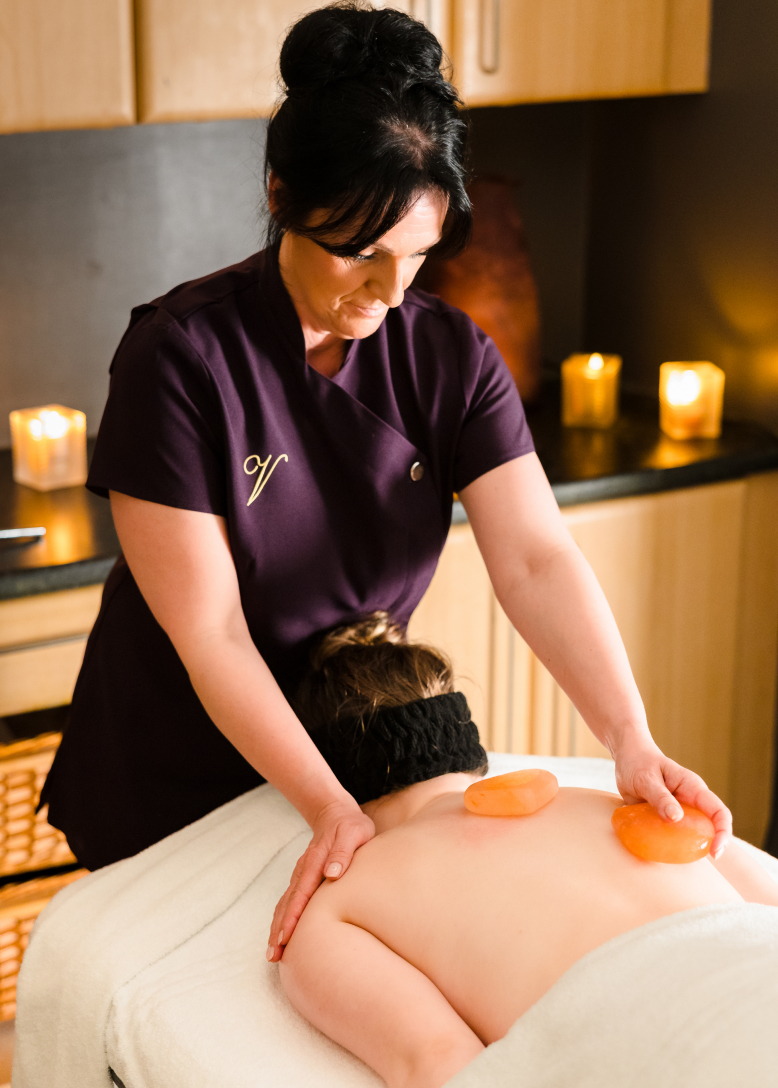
left=613, top=736, right=732, bottom=858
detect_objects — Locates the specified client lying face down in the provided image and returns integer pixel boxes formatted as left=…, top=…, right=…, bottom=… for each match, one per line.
left=281, top=614, right=778, bottom=1088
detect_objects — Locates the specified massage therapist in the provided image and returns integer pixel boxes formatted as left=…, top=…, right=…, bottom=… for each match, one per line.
left=41, top=3, right=731, bottom=961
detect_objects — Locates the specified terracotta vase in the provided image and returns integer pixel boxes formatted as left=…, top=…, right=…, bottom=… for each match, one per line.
left=418, top=177, right=542, bottom=402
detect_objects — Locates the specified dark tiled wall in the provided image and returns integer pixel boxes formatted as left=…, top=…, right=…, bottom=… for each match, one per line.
left=0, top=120, right=267, bottom=447
left=0, top=103, right=592, bottom=447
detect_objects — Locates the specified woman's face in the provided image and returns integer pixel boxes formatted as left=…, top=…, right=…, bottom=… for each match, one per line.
left=278, top=189, right=448, bottom=342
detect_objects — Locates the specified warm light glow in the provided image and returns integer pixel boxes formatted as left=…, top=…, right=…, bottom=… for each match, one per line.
left=658, top=363, right=725, bottom=440
left=9, top=404, right=88, bottom=491
left=666, top=369, right=702, bottom=407
left=29, top=409, right=71, bottom=441
left=561, top=354, right=622, bottom=429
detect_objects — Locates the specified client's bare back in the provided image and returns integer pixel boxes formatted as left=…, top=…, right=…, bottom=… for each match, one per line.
left=281, top=780, right=750, bottom=1087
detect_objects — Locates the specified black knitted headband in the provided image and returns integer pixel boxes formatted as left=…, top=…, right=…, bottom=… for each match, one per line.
left=312, top=691, right=488, bottom=804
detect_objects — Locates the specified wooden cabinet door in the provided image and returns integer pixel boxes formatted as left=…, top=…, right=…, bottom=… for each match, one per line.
left=451, top=0, right=710, bottom=107
left=137, top=0, right=454, bottom=125
left=0, top=0, right=135, bottom=134
left=136, top=0, right=326, bottom=124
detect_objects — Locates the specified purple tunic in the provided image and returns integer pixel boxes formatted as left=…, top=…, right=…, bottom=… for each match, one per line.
left=42, top=245, right=534, bottom=869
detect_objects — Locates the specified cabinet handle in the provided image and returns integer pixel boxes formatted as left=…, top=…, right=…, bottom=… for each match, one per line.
left=479, top=0, right=500, bottom=74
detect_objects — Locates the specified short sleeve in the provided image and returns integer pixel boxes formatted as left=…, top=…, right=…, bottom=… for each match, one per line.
left=87, top=310, right=227, bottom=515
left=452, top=321, right=535, bottom=493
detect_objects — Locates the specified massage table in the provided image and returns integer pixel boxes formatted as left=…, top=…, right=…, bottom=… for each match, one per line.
left=12, top=754, right=778, bottom=1088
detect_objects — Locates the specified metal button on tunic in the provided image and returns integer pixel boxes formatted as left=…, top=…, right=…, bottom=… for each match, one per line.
left=410, top=461, right=424, bottom=481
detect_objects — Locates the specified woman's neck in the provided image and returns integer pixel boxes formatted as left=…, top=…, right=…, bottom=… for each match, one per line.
left=278, top=234, right=347, bottom=377
left=361, top=773, right=480, bottom=835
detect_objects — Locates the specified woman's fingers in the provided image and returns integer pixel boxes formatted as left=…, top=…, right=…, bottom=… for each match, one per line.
left=628, top=769, right=684, bottom=822
left=672, top=782, right=733, bottom=858
left=615, top=744, right=733, bottom=858
left=267, top=807, right=376, bottom=963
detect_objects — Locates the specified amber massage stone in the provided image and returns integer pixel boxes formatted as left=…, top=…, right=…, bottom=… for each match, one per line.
left=464, top=769, right=559, bottom=816
left=612, top=802, right=714, bottom=863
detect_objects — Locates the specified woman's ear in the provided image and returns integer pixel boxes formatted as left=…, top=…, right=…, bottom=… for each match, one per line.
left=267, top=171, right=282, bottom=218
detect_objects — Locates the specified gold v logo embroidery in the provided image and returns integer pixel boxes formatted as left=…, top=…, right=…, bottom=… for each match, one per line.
left=244, top=454, right=289, bottom=507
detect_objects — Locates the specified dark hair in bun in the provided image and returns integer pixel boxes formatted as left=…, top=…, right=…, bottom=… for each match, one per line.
left=265, top=2, right=471, bottom=259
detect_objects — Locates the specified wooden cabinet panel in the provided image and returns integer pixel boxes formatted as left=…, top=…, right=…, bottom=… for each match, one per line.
left=563, top=481, right=745, bottom=801
left=729, top=473, right=778, bottom=847
left=136, top=0, right=325, bottom=123
left=0, top=0, right=135, bottom=134
left=137, top=0, right=453, bottom=125
left=0, top=637, right=88, bottom=717
left=0, top=584, right=102, bottom=716
left=0, top=585, right=102, bottom=652
left=407, top=523, right=493, bottom=732
left=451, top=0, right=711, bottom=107
left=665, top=0, right=711, bottom=93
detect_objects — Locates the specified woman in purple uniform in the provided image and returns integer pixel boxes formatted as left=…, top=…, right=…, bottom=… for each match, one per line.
left=42, top=3, right=731, bottom=959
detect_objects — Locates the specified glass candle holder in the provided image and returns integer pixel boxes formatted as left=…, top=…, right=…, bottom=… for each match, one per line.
left=659, top=363, right=725, bottom=440
left=561, top=353, right=622, bottom=428
left=9, top=405, right=88, bottom=491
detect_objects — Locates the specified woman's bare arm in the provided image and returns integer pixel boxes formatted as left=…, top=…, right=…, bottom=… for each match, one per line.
left=459, top=455, right=732, bottom=856
left=109, top=491, right=374, bottom=957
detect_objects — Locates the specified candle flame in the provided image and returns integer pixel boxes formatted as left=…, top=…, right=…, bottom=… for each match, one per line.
left=666, top=369, right=702, bottom=407
left=29, top=409, right=71, bottom=440
left=588, top=353, right=604, bottom=371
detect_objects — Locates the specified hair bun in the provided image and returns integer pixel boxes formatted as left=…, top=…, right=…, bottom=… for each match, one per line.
left=279, top=3, right=444, bottom=95
left=312, top=611, right=405, bottom=667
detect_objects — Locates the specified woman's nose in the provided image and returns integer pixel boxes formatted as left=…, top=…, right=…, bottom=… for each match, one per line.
left=369, top=259, right=405, bottom=308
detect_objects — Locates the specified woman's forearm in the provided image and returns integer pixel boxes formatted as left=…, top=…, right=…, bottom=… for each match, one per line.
left=180, top=628, right=351, bottom=827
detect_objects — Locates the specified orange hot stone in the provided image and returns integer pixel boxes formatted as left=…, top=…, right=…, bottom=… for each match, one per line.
left=612, top=802, right=714, bottom=864
left=464, top=769, right=559, bottom=816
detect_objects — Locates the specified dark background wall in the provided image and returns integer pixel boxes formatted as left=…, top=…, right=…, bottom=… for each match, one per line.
left=1, top=0, right=777, bottom=444
left=585, top=0, right=778, bottom=431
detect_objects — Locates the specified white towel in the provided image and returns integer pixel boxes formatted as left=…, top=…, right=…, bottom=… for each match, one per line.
left=447, top=902, right=778, bottom=1088
left=12, top=755, right=778, bottom=1087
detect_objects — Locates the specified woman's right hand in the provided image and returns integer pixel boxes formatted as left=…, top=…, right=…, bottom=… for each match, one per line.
left=267, top=797, right=375, bottom=963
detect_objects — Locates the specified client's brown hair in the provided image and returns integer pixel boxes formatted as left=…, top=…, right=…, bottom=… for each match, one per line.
left=293, top=612, right=488, bottom=804
left=293, top=611, right=455, bottom=733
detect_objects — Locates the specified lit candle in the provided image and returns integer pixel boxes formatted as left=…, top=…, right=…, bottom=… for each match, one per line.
left=659, top=362, right=725, bottom=440
left=561, top=353, right=622, bottom=428
left=9, top=405, right=87, bottom=491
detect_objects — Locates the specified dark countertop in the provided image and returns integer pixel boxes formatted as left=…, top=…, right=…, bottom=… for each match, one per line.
left=4, top=388, right=778, bottom=599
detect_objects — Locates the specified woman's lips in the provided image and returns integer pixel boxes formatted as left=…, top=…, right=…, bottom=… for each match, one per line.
left=347, top=301, right=385, bottom=318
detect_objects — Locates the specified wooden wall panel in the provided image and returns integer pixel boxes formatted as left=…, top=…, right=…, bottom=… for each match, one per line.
left=407, top=523, right=493, bottom=736
left=0, top=0, right=135, bottom=134
left=728, top=472, right=778, bottom=846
